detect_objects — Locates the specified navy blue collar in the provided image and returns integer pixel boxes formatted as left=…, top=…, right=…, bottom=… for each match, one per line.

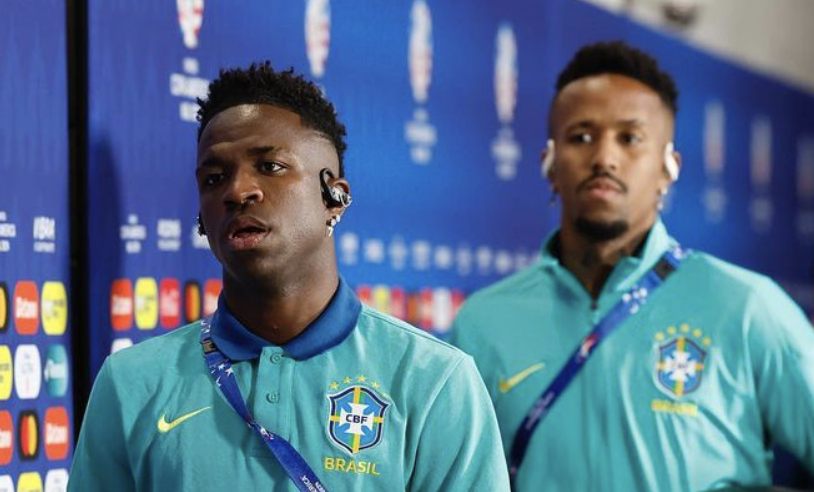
left=210, top=277, right=362, bottom=361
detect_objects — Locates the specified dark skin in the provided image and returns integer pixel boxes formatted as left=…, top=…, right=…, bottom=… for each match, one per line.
left=196, top=104, right=350, bottom=344
left=544, top=74, right=681, bottom=298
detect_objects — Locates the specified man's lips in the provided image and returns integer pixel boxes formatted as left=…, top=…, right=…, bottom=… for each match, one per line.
left=578, top=174, right=627, bottom=195
left=222, top=216, right=270, bottom=250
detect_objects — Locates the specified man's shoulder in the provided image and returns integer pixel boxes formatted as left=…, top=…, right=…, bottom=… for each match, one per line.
left=105, top=321, right=203, bottom=375
left=459, top=260, right=548, bottom=317
left=685, top=250, right=776, bottom=294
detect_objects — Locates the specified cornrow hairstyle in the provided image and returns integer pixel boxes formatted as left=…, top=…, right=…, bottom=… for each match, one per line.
left=556, top=40, right=679, bottom=114
left=197, top=62, right=348, bottom=175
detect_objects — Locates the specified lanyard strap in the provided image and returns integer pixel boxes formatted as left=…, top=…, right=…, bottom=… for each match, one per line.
left=200, top=319, right=329, bottom=492
left=508, top=246, right=687, bottom=487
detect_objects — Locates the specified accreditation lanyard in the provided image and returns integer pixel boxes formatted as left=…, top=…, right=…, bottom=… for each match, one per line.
left=508, top=246, right=687, bottom=487
left=200, top=318, right=329, bottom=492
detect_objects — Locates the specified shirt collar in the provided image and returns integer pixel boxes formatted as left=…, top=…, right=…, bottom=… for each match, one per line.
left=210, top=277, right=362, bottom=361
left=538, top=218, right=675, bottom=291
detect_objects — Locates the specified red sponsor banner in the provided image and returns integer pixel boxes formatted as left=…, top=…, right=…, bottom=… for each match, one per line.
left=14, top=281, right=39, bottom=335
left=44, top=407, right=69, bottom=460
left=110, top=279, right=133, bottom=331
left=390, top=287, right=407, bottom=321
left=0, top=410, right=12, bottom=465
left=17, top=410, right=38, bottom=460
left=203, top=279, right=222, bottom=317
left=406, top=291, right=422, bottom=327
left=356, top=285, right=372, bottom=306
left=451, top=290, right=466, bottom=319
left=159, top=278, right=181, bottom=329
left=419, top=288, right=434, bottom=331
left=184, top=281, right=201, bottom=323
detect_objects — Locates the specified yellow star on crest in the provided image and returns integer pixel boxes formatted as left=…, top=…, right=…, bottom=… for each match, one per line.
left=372, top=382, right=381, bottom=389
left=329, top=382, right=339, bottom=390
left=343, top=377, right=352, bottom=384
left=358, top=375, right=367, bottom=383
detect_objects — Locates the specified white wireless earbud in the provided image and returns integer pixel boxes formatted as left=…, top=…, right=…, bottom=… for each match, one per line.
left=664, top=142, right=680, bottom=182
left=542, top=139, right=556, bottom=177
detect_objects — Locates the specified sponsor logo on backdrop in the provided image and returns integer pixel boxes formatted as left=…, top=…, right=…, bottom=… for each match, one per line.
left=456, top=245, right=473, bottom=276
left=355, top=286, right=372, bottom=306
left=44, top=345, right=69, bottom=398
left=797, top=136, right=814, bottom=241
left=41, top=281, right=68, bottom=336
left=433, top=245, right=453, bottom=270
left=431, top=288, right=452, bottom=334
left=44, top=407, right=69, bottom=460
left=703, top=100, right=727, bottom=223
left=15, top=281, right=39, bottom=335
left=44, top=469, right=69, bottom=492
left=17, top=410, right=39, bottom=460
left=405, top=0, right=437, bottom=165
left=157, top=219, right=182, bottom=252
left=305, top=0, right=331, bottom=78
left=120, top=214, right=146, bottom=254
left=17, top=471, right=43, bottom=492
left=14, top=345, right=42, bottom=400
left=170, top=56, right=209, bottom=123
left=33, top=216, right=57, bottom=254
left=389, top=237, right=408, bottom=271
left=0, top=346, right=10, bottom=400
left=0, top=475, right=12, bottom=492
left=338, top=232, right=359, bottom=265
left=191, top=220, right=211, bottom=250
left=491, top=23, right=521, bottom=180
left=372, top=286, right=390, bottom=314
left=749, top=117, right=773, bottom=232
left=177, top=0, right=204, bottom=49
left=184, top=281, right=202, bottom=322
left=160, top=278, right=181, bottom=328
left=0, top=411, right=12, bottom=465
left=390, top=287, right=407, bottom=320
left=363, top=239, right=385, bottom=264
left=111, top=338, right=133, bottom=354
left=0, top=210, right=16, bottom=253
left=110, top=279, right=133, bottom=331
left=135, top=278, right=158, bottom=330
left=476, top=246, right=493, bottom=275
left=411, top=240, right=432, bottom=270
left=203, top=279, right=222, bottom=317
left=0, top=282, right=7, bottom=333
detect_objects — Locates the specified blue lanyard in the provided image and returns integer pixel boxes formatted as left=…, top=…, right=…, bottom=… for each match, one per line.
left=200, top=318, right=329, bottom=492
left=508, top=246, right=687, bottom=487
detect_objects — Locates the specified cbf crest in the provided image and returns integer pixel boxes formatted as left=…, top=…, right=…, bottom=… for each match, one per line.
left=653, top=324, right=711, bottom=398
left=327, top=383, right=389, bottom=455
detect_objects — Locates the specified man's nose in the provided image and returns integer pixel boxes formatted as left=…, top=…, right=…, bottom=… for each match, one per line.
left=590, top=137, right=621, bottom=174
left=223, top=169, right=264, bottom=206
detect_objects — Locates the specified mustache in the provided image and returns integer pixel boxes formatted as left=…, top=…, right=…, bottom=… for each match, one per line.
left=577, top=171, right=628, bottom=193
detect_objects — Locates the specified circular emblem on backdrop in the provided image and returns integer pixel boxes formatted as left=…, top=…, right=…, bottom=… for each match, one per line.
left=44, top=344, right=69, bottom=397
left=184, top=281, right=202, bottom=323
left=0, top=346, right=11, bottom=401
left=41, top=281, right=68, bottom=336
left=17, top=410, right=39, bottom=461
left=134, top=277, right=158, bottom=330
left=14, top=345, right=42, bottom=400
left=0, top=410, right=13, bottom=465
left=45, top=469, right=69, bottom=492
left=110, top=279, right=134, bottom=331
left=14, top=281, right=39, bottom=335
left=0, top=282, right=8, bottom=333
left=44, top=407, right=70, bottom=461
left=16, top=471, right=43, bottom=492
left=305, top=0, right=331, bottom=78
left=177, top=0, right=204, bottom=49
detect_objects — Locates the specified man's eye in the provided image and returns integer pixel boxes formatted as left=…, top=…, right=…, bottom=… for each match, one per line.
left=203, top=173, right=223, bottom=187
left=259, top=161, right=283, bottom=173
left=621, top=133, right=643, bottom=144
left=568, top=133, right=592, bottom=144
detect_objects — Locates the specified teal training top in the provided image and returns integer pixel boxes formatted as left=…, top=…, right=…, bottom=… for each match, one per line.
left=70, top=278, right=510, bottom=491
left=451, top=220, right=814, bottom=492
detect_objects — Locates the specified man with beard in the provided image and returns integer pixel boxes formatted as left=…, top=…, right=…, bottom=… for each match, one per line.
left=70, top=63, right=510, bottom=492
left=451, top=41, right=814, bottom=491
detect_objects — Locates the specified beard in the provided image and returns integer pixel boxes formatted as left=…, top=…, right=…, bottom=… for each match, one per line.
left=575, top=217, right=629, bottom=243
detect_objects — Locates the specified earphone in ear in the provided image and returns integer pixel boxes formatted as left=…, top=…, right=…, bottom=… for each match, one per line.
left=542, top=139, right=555, bottom=177
left=319, top=168, right=353, bottom=208
left=664, top=142, right=680, bottom=182
left=197, top=214, right=206, bottom=236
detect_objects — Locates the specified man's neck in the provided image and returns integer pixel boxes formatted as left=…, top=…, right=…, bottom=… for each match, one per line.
left=222, top=266, right=340, bottom=345
left=558, top=221, right=653, bottom=300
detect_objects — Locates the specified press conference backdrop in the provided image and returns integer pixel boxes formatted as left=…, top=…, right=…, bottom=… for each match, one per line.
left=0, top=0, right=74, bottom=489
left=2, top=0, right=813, bottom=488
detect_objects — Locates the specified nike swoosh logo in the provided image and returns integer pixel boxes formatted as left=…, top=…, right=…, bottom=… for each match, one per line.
left=498, top=363, right=546, bottom=394
left=157, top=406, right=212, bottom=433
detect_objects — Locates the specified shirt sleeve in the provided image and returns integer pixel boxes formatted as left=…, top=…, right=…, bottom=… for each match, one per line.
left=68, top=358, right=136, bottom=492
left=408, top=354, right=511, bottom=492
left=747, top=278, right=814, bottom=474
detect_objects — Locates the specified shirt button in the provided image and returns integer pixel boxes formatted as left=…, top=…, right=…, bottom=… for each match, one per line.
left=266, top=391, right=280, bottom=404
left=270, top=352, right=283, bottom=364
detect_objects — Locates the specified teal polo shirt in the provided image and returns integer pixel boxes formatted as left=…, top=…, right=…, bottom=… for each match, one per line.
left=451, top=220, right=814, bottom=491
left=70, top=278, right=510, bottom=491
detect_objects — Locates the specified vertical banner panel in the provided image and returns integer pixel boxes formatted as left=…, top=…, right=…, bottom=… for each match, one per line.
left=0, top=0, right=74, bottom=488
